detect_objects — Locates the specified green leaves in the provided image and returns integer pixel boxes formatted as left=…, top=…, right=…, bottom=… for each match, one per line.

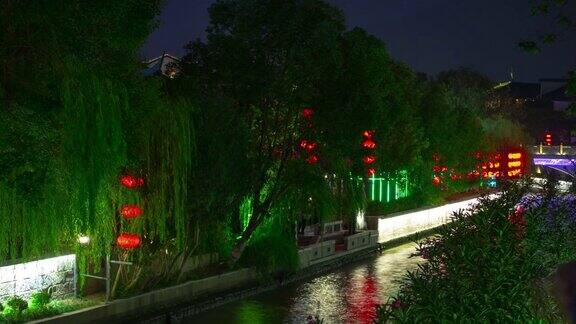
left=379, top=185, right=571, bottom=322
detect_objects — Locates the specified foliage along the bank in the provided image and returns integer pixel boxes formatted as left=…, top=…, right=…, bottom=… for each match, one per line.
left=377, top=181, right=576, bottom=322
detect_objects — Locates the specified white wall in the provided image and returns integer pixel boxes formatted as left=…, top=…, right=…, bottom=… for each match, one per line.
left=0, top=254, right=75, bottom=302
left=377, top=197, right=485, bottom=243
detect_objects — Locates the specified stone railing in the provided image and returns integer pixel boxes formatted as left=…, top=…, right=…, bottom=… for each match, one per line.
left=531, top=145, right=576, bottom=156
left=344, top=231, right=378, bottom=251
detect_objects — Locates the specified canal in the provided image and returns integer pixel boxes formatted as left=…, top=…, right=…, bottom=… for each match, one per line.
left=186, top=242, right=422, bottom=323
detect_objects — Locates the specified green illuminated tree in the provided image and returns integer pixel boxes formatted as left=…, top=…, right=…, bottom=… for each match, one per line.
left=0, top=0, right=202, bottom=295
left=181, top=0, right=348, bottom=265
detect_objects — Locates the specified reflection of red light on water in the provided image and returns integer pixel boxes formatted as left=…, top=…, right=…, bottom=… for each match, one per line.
left=345, top=275, right=378, bottom=323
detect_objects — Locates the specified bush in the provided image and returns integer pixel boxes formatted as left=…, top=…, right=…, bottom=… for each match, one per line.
left=5, top=296, right=28, bottom=314
left=377, top=183, right=572, bottom=322
left=29, top=289, right=52, bottom=309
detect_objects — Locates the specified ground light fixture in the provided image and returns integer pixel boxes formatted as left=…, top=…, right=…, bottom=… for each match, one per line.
left=78, top=235, right=90, bottom=245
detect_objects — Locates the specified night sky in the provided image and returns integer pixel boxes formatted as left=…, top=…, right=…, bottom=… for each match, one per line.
left=141, top=0, right=576, bottom=82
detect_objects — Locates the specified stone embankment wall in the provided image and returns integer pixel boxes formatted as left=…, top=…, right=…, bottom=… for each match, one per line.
left=0, top=254, right=75, bottom=302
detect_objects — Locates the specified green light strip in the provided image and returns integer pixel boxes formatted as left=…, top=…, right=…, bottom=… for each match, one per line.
left=386, top=180, right=390, bottom=202
left=405, top=174, right=408, bottom=197
left=379, top=178, right=383, bottom=202
left=371, top=175, right=375, bottom=201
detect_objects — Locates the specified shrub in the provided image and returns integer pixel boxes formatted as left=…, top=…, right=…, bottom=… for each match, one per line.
left=29, top=289, right=52, bottom=309
left=378, top=183, right=571, bottom=322
left=5, top=296, right=28, bottom=314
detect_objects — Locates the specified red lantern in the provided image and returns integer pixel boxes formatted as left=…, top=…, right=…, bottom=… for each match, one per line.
left=545, top=133, right=552, bottom=146
left=120, top=175, right=145, bottom=189
left=116, top=233, right=141, bottom=250
left=300, top=140, right=317, bottom=152
left=362, top=155, right=376, bottom=165
left=433, top=175, right=441, bottom=186
left=367, top=168, right=376, bottom=176
left=362, top=139, right=377, bottom=150
left=302, top=108, right=314, bottom=119
left=306, top=155, right=319, bottom=165
left=362, top=130, right=375, bottom=139
left=120, top=205, right=143, bottom=219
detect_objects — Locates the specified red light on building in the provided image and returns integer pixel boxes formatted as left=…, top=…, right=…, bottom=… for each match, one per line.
left=120, top=175, right=145, bottom=189
left=362, top=139, right=376, bottom=150
left=432, top=175, right=441, bottom=186
left=306, top=155, right=318, bottom=165
left=120, top=205, right=143, bottom=219
left=362, top=155, right=376, bottom=165
left=367, top=168, right=376, bottom=176
left=117, top=233, right=141, bottom=250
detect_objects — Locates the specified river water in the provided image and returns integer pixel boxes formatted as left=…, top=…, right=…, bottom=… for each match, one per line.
left=187, top=242, right=422, bottom=324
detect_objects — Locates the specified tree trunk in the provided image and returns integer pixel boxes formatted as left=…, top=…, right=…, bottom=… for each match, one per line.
left=228, top=212, right=262, bottom=267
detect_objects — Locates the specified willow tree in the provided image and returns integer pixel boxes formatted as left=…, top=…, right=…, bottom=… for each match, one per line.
left=0, top=0, right=204, bottom=297
left=181, top=0, right=348, bottom=265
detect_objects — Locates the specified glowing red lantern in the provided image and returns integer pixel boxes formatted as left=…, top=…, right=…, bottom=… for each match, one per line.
left=362, top=130, right=375, bottom=139
left=362, top=139, right=377, bottom=150
left=433, top=175, right=441, bottom=186
left=302, top=108, right=314, bottom=119
left=120, top=205, right=143, bottom=219
left=300, top=140, right=317, bottom=152
left=367, top=168, right=376, bottom=176
left=362, top=155, right=376, bottom=165
left=306, top=155, right=319, bottom=165
left=120, top=175, right=145, bottom=189
left=116, top=233, right=141, bottom=250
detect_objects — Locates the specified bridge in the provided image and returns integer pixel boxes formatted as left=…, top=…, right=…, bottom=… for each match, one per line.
left=531, top=145, right=576, bottom=177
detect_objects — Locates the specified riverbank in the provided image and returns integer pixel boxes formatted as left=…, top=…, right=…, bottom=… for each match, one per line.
left=35, top=194, right=484, bottom=323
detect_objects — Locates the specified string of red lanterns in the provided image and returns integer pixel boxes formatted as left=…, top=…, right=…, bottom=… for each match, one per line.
left=362, top=130, right=377, bottom=175
left=300, top=108, right=319, bottom=165
left=117, top=173, right=144, bottom=250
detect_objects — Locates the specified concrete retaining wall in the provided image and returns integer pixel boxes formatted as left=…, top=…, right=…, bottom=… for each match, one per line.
left=34, top=268, right=258, bottom=324
left=0, top=255, right=75, bottom=302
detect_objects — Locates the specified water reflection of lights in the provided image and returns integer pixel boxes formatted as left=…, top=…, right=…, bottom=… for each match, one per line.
left=188, top=243, right=422, bottom=323
left=289, top=273, right=347, bottom=323
left=287, top=242, right=421, bottom=323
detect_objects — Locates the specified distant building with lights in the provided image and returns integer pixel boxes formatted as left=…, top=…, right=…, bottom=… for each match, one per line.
left=491, top=74, right=575, bottom=144
left=143, top=53, right=181, bottom=78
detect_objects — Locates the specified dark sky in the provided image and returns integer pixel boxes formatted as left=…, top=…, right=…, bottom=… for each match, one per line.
left=141, top=0, right=575, bottom=82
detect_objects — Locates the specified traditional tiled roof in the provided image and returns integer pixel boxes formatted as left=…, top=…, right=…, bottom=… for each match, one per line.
left=142, top=53, right=181, bottom=78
